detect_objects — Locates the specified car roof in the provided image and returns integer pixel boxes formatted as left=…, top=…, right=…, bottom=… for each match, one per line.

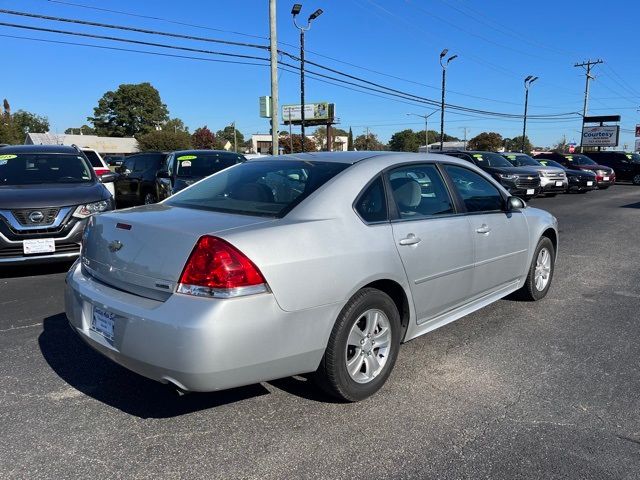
left=0, top=144, right=80, bottom=154
left=172, top=149, right=244, bottom=156
left=251, top=151, right=404, bottom=165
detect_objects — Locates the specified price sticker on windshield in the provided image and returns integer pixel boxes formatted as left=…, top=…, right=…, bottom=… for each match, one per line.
left=177, top=155, right=197, bottom=161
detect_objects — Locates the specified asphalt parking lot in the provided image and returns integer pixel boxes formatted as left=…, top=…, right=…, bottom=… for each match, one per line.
left=1, top=186, right=639, bottom=480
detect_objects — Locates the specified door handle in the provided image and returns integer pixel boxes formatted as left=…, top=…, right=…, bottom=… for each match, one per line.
left=399, top=234, right=422, bottom=246
left=476, top=224, right=491, bottom=235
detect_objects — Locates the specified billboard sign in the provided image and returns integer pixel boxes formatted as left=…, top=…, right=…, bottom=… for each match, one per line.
left=636, top=138, right=640, bottom=152
left=282, top=102, right=330, bottom=122
left=581, top=125, right=619, bottom=147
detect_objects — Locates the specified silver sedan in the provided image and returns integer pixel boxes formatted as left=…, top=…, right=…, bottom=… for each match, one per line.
left=65, top=152, right=558, bottom=401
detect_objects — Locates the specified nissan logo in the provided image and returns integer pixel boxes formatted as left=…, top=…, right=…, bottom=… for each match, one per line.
left=28, top=211, right=45, bottom=223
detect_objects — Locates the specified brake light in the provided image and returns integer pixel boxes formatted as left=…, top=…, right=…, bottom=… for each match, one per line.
left=177, top=236, right=267, bottom=298
left=94, top=167, right=111, bottom=176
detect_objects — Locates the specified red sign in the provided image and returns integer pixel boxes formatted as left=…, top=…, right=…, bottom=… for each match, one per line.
left=635, top=124, right=640, bottom=137
left=568, top=145, right=575, bottom=153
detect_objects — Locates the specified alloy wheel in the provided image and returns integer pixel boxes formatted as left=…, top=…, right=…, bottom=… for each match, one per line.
left=534, top=247, right=552, bottom=291
left=345, top=309, right=392, bottom=384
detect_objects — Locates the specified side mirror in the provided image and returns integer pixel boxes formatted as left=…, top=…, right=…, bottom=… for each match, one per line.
left=99, top=172, right=119, bottom=183
left=507, top=196, right=526, bottom=211
left=156, top=170, right=170, bottom=179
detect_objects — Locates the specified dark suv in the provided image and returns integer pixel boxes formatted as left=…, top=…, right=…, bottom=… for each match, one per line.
left=533, top=152, right=615, bottom=189
left=582, top=151, right=640, bottom=185
left=114, top=152, right=167, bottom=205
left=156, top=150, right=246, bottom=201
left=0, top=145, right=115, bottom=264
left=436, top=150, right=541, bottom=199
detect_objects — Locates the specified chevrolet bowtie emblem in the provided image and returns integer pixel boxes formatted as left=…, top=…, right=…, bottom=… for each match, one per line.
left=108, top=240, right=124, bottom=252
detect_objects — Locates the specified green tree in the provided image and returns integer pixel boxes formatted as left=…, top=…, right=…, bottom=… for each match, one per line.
left=279, top=134, right=317, bottom=154
left=552, top=138, right=570, bottom=153
left=163, top=117, right=188, bottom=133
left=65, top=125, right=96, bottom=135
left=503, top=135, right=533, bottom=153
left=0, top=100, right=49, bottom=144
left=216, top=124, right=244, bottom=151
left=388, top=129, right=421, bottom=152
left=88, top=82, right=169, bottom=137
left=136, top=129, right=192, bottom=151
left=468, top=132, right=504, bottom=151
left=354, top=133, right=386, bottom=151
left=191, top=126, right=216, bottom=149
left=347, top=127, right=354, bottom=151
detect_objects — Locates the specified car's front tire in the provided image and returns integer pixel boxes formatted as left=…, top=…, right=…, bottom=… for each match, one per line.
left=314, top=288, right=401, bottom=402
left=632, top=174, right=640, bottom=186
left=517, top=236, right=555, bottom=301
left=143, top=192, right=157, bottom=205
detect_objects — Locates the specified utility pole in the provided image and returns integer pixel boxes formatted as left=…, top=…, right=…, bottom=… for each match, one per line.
left=366, top=127, right=370, bottom=151
left=407, top=111, right=438, bottom=149
left=269, top=0, right=279, bottom=155
left=232, top=121, right=237, bottom=152
left=461, top=127, right=469, bottom=150
left=522, top=75, right=538, bottom=152
left=575, top=59, right=603, bottom=152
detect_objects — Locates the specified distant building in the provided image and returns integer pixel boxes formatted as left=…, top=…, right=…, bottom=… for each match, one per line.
left=250, top=133, right=349, bottom=154
left=25, top=133, right=139, bottom=156
left=420, top=141, right=467, bottom=152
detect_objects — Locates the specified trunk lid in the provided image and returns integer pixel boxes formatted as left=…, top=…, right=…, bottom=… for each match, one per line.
left=82, top=204, right=273, bottom=300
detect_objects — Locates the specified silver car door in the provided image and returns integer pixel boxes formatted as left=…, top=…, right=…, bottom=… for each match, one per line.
left=443, top=164, right=529, bottom=297
left=387, top=163, right=474, bottom=323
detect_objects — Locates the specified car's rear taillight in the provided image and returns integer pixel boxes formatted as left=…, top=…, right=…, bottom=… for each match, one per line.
left=94, top=167, right=111, bottom=176
left=177, top=236, right=268, bottom=298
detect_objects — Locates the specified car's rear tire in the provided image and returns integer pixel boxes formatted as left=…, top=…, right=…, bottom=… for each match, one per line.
left=516, top=237, right=555, bottom=301
left=632, top=174, right=640, bottom=186
left=314, top=288, right=401, bottom=402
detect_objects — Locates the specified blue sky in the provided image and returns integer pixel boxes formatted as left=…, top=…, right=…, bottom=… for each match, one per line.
left=2, top=0, right=639, bottom=148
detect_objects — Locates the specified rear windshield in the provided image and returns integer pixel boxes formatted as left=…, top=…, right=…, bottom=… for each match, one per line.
left=0, top=153, right=94, bottom=186
left=503, top=154, right=540, bottom=167
left=563, top=154, right=596, bottom=166
left=166, top=160, right=349, bottom=217
left=175, top=152, right=244, bottom=178
left=82, top=150, right=104, bottom=168
left=471, top=152, right=512, bottom=168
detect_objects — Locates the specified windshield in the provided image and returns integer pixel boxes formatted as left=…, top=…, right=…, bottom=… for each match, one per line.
left=175, top=152, right=244, bottom=178
left=503, top=154, right=540, bottom=167
left=166, top=160, right=350, bottom=218
left=563, top=154, right=596, bottom=166
left=538, top=159, right=565, bottom=169
left=471, top=152, right=513, bottom=168
left=626, top=153, right=640, bottom=164
left=0, top=153, right=94, bottom=186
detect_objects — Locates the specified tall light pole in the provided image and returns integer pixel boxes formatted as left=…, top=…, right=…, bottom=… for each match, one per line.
left=522, top=75, right=538, bottom=153
left=407, top=110, right=439, bottom=149
left=292, top=4, right=323, bottom=153
left=269, top=0, right=279, bottom=155
left=439, top=49, right=458, bottom=151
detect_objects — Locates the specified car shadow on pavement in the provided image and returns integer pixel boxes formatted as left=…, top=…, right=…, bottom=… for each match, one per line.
left=0, top=261, right=74, bottom=279
left=620, top=201, right=640, bottom=209
left=38, top=313, right=270, bottom=418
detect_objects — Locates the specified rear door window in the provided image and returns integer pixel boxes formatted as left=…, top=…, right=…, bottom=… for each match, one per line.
left=82, top=150, right=103, bottom=167
left=444, top=165, right=504, bottom=213
left=387, top=164, right=454, bottom=219
left=355, top=176, right=388, bottom=223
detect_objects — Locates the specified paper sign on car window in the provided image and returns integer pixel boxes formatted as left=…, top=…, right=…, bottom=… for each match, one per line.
left=472, top=154, right=484, bottom=159
left=0, top=154, right=17, bottom=161
left=177, top=155, right=197, bottom=161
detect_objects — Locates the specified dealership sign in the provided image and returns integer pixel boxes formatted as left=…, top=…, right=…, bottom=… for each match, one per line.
left=282, top=102, right=330, bottom=122
left=581, top=125, right=620, bottom=147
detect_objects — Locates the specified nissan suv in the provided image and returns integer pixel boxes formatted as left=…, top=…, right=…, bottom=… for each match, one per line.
left=437, top=150, right=541, bottom=199
left=0, top=145, right=114, bottom=265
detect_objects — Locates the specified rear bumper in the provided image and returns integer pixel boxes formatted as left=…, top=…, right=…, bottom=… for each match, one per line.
left=64, top=262, right=337, bottom=392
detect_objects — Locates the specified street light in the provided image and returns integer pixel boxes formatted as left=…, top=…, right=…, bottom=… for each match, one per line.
left=522, top=75, right=538, bottom=152
left=292, top=4, right=323, bottom=153
left=407, top=110, right=439, bottom=148
left=439, top=49, right=457, bottom=151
